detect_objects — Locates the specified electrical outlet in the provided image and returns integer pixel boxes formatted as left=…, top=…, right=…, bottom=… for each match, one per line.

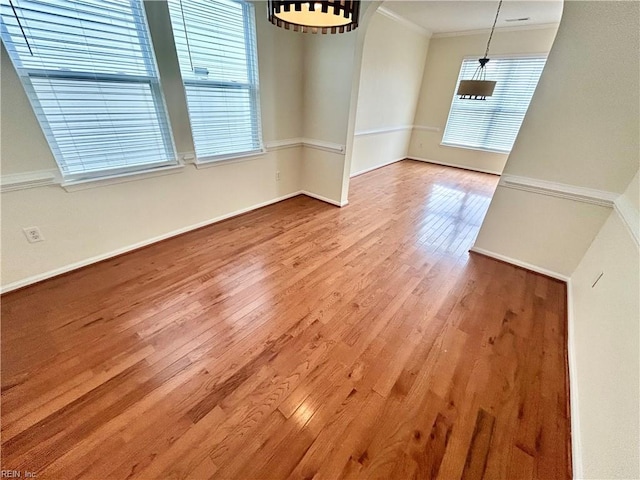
left=23, top=226, right=44, bottom=243
left=276, top=171, right=281, bottom=181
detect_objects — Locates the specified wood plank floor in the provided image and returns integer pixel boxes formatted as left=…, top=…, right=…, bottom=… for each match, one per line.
left=1, top=160, right=570, bottom=479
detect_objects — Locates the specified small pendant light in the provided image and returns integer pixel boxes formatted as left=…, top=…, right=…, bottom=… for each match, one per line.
left=268, top=0, right=360, bottom=34
left=457, top=0, right=503, bottom=100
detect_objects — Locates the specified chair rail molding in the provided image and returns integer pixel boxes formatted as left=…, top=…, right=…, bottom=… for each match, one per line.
left=614, top=195, right=640, bottom=247
left=264, top=138, right=304, bottom=151
left=354, top=125, right=413, bottom=137
left=265, top=138, right=345, bottom=155
left=412, top=125, right=441, bottom=133
left=499, top=175, right=618, bottom=208
left=301, top=138, right=345, bottom=154
left=1, top=169, right=59, bottom=193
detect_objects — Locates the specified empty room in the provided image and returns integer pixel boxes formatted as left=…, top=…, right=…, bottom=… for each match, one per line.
left=1, top=0, right=638, bottom=479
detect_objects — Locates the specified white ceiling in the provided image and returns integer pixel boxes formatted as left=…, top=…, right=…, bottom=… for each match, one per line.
left=381, top=1, right=563, bottom=35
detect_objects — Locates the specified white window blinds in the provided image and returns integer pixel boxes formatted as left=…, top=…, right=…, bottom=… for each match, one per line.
left=442, top=56, right=547, bottom=153
left=0, top=0, right=176, bottom=180
left=168, top=0, right=262, bottom=162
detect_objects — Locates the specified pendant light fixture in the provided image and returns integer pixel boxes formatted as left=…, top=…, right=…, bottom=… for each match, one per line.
left=267, top=0, right=360, bottom=34
left=457, top=0, right=503, bottom=100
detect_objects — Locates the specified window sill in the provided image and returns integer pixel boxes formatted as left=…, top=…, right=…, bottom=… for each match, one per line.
left=194, top=149, right=266, bottom=169
left=440, top=142, right=510, bottom=155
left=61, top=164, right=185, bottom=192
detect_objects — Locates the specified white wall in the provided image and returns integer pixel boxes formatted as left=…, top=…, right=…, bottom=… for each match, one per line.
left=474, top=1, right=640, bottom=277
left=0, top=43, right=56, bottom=174
left=0, top=0, right=386, bottom=288
left=298, top=1, right=381, bottom=206
left=350, top=10, right=429, bottom=176
left=301, top=30, right=358, bottom=204
left=408, top=27, right=558, bottom=174
left=474, top=187, right=611, bottom=277
left=624, top=171, right=640, bottom=213
left=502, top=11, right=639, bottom=191
left=472, top=2, right=640, bottom=476
left=0, top=1, right=306, bottom=289
left=570, top=171, right=639, bottom=479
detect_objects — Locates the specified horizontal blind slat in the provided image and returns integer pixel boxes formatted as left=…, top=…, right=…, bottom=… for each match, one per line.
left=168, top=0, right=262, bottom=160
left=443, top=57, right=546, bottom=152
left=1, top=0, right=176, bottom=179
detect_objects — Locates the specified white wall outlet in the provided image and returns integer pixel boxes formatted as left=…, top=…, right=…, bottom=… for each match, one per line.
left=276, top=171, right=281, bottom=181
left=23, top=226, right=44, bottom=243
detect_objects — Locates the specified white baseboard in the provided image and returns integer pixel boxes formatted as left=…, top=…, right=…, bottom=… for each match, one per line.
left=469, top=246, right=570, bottom=282
left=408, top=156, right=502, bottom=176
left=1, top=190, right=349, bottom=293
left=350, top=158, right=404, bottom=178
left=300, top=190, right=347, bottom=207
left=566, top=280, right=584, bottom=479
left=2, top=191, right=313, bottom=293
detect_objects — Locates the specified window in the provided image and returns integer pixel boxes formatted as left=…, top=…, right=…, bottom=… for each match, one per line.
left=168, top=0, right=262, bottom=162
left=442, top=56, right=547, bottom=153
left=1, top=0, right=176, bottom=181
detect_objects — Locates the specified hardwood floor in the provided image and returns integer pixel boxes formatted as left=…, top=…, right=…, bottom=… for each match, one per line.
left=1, top=160, right=571, bottom=479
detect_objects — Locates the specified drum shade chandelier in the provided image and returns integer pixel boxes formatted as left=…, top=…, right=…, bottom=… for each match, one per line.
left=267, top=0, right=360, bottom=34
left=457, top=0, right=503, bottom=100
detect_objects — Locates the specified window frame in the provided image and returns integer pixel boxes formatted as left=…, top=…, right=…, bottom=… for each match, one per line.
left=169, top=0, right=264, bottom=165
left=441, top=53, right=547, bottom=155
left=0, top=0, right=178, bottom=183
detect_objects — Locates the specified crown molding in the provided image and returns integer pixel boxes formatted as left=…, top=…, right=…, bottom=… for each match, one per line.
left=376, top=7, right=432, bottom=37
left=432, top=22, right=560, bottom=39
left=499, top=175, right=618, bottom=208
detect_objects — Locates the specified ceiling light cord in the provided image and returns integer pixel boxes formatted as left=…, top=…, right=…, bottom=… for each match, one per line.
left=179, top=0, right=194, bottom=72
left=484, top=0, right=503, bottom=59
left=9, top=0, right=33, bottom=56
